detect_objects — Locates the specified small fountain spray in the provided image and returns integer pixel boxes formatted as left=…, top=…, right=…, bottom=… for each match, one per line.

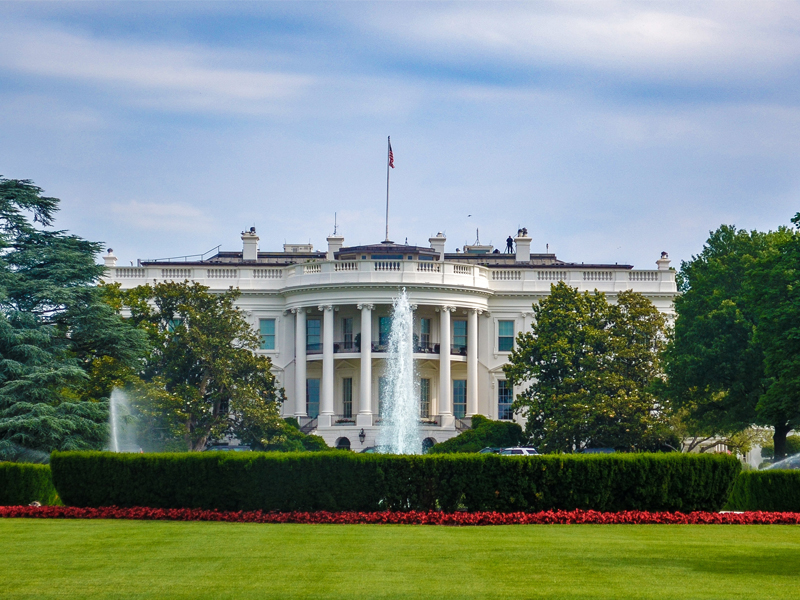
left=108, top=388, right=137, bottom=452
left=377, top=289, right=422, bottom=454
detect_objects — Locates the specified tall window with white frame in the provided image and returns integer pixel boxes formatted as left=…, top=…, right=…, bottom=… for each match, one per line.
left=307, top=318, right=321, bottom=354
left=342, top=377, right=353, bottom=419
left=342, top=317, right=354, bottom=351
left=419, top=378, right=431, bottom=418
left=259, top=318, right=276, bottom=350
left=453, top=320, right=467, bottom=355
left=453, top=380, right=467, bottom=418
left=419, top=318, right=431, bottom=351
left=498, top=380, right=513, bottom=420
left=306, top=379, right=320, bottom=418
left=498, top=320, right=515, bottom=352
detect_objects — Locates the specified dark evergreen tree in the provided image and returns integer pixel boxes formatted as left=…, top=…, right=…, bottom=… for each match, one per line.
left=0, top=178, right=147, bottom=459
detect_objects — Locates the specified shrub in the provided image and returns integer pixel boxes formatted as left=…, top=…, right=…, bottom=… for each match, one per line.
left=725, top=470, right=800, bottom=511
left=51, top=451, right=740, bottom=513
left=0, top=463, right=59, bottom=506
left=428, top=416, right=525, bottom=453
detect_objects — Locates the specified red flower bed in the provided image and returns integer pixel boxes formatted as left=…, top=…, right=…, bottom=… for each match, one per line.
left=2, top=506, right=800, bottom=525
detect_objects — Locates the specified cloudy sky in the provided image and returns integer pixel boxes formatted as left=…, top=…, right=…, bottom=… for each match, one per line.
left=0, top=1, right=798, bottom=268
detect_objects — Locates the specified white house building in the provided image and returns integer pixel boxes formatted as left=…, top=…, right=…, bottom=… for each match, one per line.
left=104, top=228, right=677, bottom=451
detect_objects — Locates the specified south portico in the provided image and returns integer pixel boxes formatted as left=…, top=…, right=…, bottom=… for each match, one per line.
left=285, top=290, right=489, bottom=448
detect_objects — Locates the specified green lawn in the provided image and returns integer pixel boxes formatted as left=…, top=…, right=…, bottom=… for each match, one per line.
left=2, top=520, right=800, bottom=599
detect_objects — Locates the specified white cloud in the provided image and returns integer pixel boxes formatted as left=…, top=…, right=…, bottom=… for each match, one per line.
left=0, top=22, right=313, bottom=114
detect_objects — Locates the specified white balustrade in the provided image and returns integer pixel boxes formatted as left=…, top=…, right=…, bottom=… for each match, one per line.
left=628, top=271, right=659, bottom=282
left=583, top=271, right=613, bottom=281
left=161, top=268, right=192, bottom=279
left=334, top=262, right=358, bottom=272
left=303, top=264, right=321, bottom=274
left=492, top=270, right=521, bottom=281
left=374, top=261, right=401, bottom=271
left=417, top=262, right=441, bottom=273
left=207, top=268, right=239, bottom=279
left=453, top=265, right=472, bottom=275
left=115, top=268, right=145, bottom=278
left=253, top=268, right=283, bottom=279
left=537, top=270, right=567, bottom=281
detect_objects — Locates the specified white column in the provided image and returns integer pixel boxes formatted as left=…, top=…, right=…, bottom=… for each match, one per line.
left=319, top=305, right=334, bottom=427
left=293, top=308, right=307, bottom=417
left=357, top=303, right=373, bottom=426
left=438, top=306, right=453, bottom=426
left=467, top=309, right=479, bottom=417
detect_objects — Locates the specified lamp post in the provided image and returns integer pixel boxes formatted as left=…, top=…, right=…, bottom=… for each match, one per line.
left=359, top=428, right=366, bottom=444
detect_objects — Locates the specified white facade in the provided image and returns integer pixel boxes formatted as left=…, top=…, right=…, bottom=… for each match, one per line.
left=104, top=229, right=677, bottom=450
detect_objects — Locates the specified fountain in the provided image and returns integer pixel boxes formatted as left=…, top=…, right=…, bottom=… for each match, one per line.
left=108, top=388, right=139, bottom=452
left=377, top=289, right=422, bottom=454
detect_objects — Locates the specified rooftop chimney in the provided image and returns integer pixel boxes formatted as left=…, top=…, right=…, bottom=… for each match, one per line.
left=241, top=227, right=259, bottom=261
left=514, top=228, right=531, bottom=263
left=429, top=232, right=446, bottom=261
left=657, top=251, right=671, bottom=271
left=327, top=234, right=344, bottom=260
left=103, top=248, right=117, bottom=268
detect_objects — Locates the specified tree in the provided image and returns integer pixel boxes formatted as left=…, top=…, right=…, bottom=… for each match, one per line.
left=503, top=283, right=672, bottom=453
left=117, top=281, right=286, bottom=451
left=0, top=178, right=148, bottom=459
left=663, top=224, right=799, bottom=459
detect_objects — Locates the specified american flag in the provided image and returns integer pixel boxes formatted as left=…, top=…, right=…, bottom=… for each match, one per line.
left=388, top=138, right=394, bottom=168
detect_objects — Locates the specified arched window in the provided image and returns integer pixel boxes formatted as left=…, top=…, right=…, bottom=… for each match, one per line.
left=336, top=437, right=351, bottom=451
left=422, top=437, right=436, bottom=453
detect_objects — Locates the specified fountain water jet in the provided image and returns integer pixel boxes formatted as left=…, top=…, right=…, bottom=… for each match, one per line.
left=108, top=388, right=138, bottom=452
left=377, top=289, right=422, bottom=454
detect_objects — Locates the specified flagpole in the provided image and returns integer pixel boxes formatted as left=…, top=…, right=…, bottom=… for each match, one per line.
left=385, top=136, right=391, bottom=243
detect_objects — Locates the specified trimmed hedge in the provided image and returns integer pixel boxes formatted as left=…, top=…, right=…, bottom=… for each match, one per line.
left=725, top=470, right=800, bottom=512
left=51, top=451, right=740, bottom=513
left=0, top=463, right=59, bottom=506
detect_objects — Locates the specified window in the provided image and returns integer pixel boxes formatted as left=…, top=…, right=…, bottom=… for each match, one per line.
left=453, top=380, right=467, bottom=418
left=419, top=378, right=431, bottom=418
left=498, top=380, right=513, bottom=420
left=259, top=318, right=276, bottom=350
left=167, top=318, right=182, bottom=332
left=419, top=318, right=431, bottom=350
left=342, top=318, right=354, bottom=350
left=342, top=377, right=353, bottom=419
left=379, top=316, right=391, bottom=347
left=378, top=376, right=388, bottom=416
left=498, top=320, right=514, bottom=352
left=453, top=320, right=467, bottom=353
left=307, top=318, right=321, bottom=353
left=306, top=379, right=320, bottom=418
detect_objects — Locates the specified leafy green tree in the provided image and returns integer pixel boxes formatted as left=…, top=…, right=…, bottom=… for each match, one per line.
left=117, top=281, right=286, bottom=451
left=504, top=283, right=672, bottom=453
left=0, top=178, right=148, bottom=459
left=663, top=224, right=799, bottom=458
left=427, top=415, right=524, bottom=454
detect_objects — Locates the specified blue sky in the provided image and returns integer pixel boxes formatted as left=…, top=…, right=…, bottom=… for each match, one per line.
left=0, top=1, right=798, bottom=268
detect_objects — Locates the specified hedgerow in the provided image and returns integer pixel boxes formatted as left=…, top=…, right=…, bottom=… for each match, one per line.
left=0, top=463, right=59, bottom=506
left=50, top=451, right=739, bottom=513
left=725, top=470, right=800, bottom=512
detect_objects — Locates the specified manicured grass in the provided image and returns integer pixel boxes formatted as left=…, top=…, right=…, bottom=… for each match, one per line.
left=2, top=520, right=800, bottom=599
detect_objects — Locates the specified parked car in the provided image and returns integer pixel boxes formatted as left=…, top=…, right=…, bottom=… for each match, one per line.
left=581, top=448, right=616, bottom=454
left=499, top=447, right=539, bottom=456
left=204, top=444, right=251, bottom=452
left=764, top=454, right=800, bottom=470
left=478, top=447, right=503, bottom=454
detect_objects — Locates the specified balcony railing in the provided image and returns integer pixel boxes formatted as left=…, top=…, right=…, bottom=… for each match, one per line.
left=333, top=340, right=357, bottom=353
left=306, top=342, right=322, bottom=355
left=450, top=344, right=467, bottom=356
